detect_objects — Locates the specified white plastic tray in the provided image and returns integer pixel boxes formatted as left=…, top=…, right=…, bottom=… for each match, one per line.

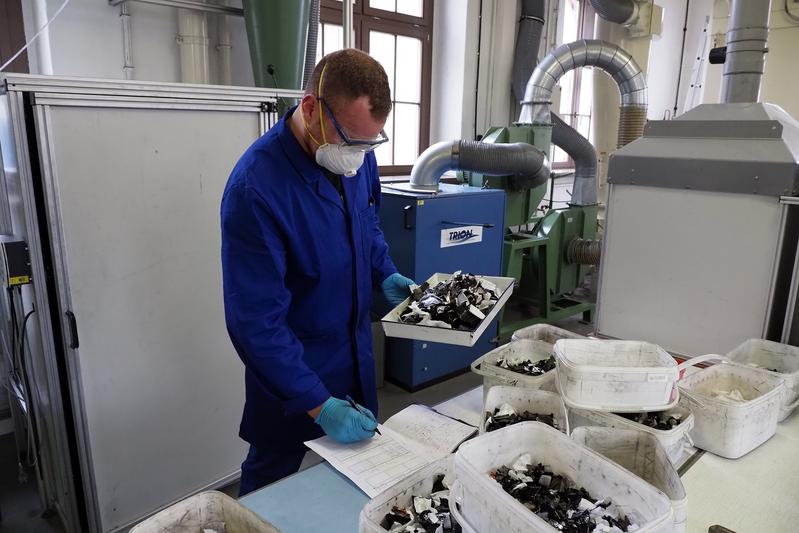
left=480, top=386, right=568, bottom=435
left=359, top=455, right=456, bottom=533
left=572, top=426, right=687, bottom=533
left=381, top=273, right=515, bottom=347
left=569, top=404, right=694, bottom=464
left=453, top=422, right=673, bottom=532
left=678, top=363, right=785, bottom=459
left=471, top=340, right=558, bottom=402
left=726, top=338, right=799, bottom=421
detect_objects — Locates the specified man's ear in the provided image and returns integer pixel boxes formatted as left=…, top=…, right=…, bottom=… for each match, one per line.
left=300, top=94, right=317, bottom=122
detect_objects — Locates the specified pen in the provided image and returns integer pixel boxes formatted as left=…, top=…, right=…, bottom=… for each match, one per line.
left=345, top=395, right=382, bottom=435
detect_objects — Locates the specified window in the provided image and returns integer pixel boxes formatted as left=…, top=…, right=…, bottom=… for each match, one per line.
left=552, top=0, right=595, bottom=169
left=316, top=0, right=433, bottom=175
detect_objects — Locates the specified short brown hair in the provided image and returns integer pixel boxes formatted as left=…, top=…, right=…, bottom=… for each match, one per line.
left=306, top=49, right=392, bottom=120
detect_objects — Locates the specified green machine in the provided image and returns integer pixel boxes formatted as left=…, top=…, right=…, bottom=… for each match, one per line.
left=467, top=124, right=598, bottom=340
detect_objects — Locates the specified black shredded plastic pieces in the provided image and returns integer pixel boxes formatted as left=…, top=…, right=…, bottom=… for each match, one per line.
left=491, top=462, right=632, bottom=533
left=485, top=407, right=558, bottom=433
left=399, top=272, right=499, bottom=331
left=381, top=474, right=462, bottom=533
left=497, top=355, right=557, bottom=376
left=616, top=411, right=682, bottom=430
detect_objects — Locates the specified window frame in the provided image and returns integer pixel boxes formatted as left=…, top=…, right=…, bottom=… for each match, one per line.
left=318, top=0, right=433, bottom=175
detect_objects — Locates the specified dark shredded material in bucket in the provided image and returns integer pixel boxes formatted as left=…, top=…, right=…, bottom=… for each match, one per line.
left=616, top=411, right=682, bottom=430
left=485, top=404, right=558, bottom=432
left=496, top=355, right=556, bottom=376
left=381, top=474, right=462, bottom=532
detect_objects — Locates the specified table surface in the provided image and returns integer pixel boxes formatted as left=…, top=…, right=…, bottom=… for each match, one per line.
left=241, top=386, right=799, bottom=533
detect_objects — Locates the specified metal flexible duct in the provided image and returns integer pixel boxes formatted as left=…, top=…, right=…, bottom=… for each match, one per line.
left=551, top=112, right=598, bottom=205
left=519, top=39, right=648, bottom=125
left=409, top=140, right=550, bottom=192
left=302, top=0, right=320, bottom=90
left=512, top=0, right=546, bottom=104
left=721, top=0, right=771, bottom=103
left=588, top=0, right=637, bottom=25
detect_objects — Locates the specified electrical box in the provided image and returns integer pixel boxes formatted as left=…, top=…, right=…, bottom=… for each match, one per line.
left=0, top=241, right=32, bottom=287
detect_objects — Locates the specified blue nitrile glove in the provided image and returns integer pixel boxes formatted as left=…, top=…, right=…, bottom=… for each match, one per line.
left=381, top=273, right=416, bottom=307
left=314, top=397, right=378, bottom=444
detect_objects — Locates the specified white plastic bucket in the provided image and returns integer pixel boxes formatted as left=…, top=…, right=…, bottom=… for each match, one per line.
left=359, top=455, right=457, bottom=533
left=449, top=482, right=478, bottom=533
left=510, top=323, right=586, bottom=344
left=453, top=422, right=673, bottom=533
left=678, top=363, right=785, bottom=459
left=726, top=338, right=799, bottom=421
left=568, top=404, right=694, bottom=464
left=130, top=491, right=281, bottom=533
left=553, top=340, right=716, bottom=412
left=471, top=340, right=558, bottom=401
left=571, top=426, right=687, bottom=533
left=480, top=386, right=568, bottom=435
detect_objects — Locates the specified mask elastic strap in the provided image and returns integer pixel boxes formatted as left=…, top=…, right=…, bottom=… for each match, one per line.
left=317, top=63, right=329, bottom=145
left=300, top=106, right=322, bottom=147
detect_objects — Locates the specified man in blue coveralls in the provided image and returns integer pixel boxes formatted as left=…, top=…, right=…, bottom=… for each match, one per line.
left=221, top=49, right=415, bottom=495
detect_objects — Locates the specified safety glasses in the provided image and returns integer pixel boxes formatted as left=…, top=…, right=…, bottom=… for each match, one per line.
left=318, top=98, right=389, bottom=152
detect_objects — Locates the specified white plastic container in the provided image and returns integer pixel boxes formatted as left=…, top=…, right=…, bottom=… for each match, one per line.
left=359, top=455, right=458, bottom=533
left=510, top=323, right=586, bottom=344
left=678, top=363, right=785, bottom=459
left=381, top=273, right=515, bottom=347
left=572, top=427, right=687, bottom=533
left=726, top=338, right=799, bottom=421
left=453, top=422, right=673, bottom=533
left=130, top=491, right=281, bottom=533
left=553, top=340, right=714, bottom=412
left=568, top=404, right=694, bottom=464
left=480, top=386, right=568, bottom=435
left=471, top=340, right=558, bottom=400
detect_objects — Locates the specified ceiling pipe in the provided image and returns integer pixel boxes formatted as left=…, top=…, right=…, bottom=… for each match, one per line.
left=720, top=0, right=771, bottom=103
left=588, top=0, right=638, bottom=25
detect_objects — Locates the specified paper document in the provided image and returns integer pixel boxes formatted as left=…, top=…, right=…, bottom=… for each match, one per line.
left=305, top=404, right=476, bottom=497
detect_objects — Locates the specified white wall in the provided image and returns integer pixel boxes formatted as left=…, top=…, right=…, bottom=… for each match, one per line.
left=703, top=0, right=799, bottom=118
left=21, top=0, right=254, bottom=85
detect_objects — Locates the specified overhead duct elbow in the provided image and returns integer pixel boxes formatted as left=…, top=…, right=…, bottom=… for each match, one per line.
left=588, top=0, right=637, bottom=25
left=410, top=140, right=550, bottom=192
left=518, top=39, right=647, bottom=126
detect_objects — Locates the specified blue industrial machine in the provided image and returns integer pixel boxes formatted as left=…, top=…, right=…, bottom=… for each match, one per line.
left=378, top=183, right=506, bottom=390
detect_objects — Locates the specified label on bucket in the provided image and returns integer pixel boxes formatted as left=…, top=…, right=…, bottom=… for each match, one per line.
left=647, top=374, right=668, bottom=382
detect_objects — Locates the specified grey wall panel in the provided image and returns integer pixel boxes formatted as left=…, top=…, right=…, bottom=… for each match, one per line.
left=597, top=184, right=784, bottom=357
left=41, top=105, right=258, bottom=531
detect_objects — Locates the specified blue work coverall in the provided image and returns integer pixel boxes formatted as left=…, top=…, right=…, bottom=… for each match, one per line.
left=221, top=107, right=397, bottom=493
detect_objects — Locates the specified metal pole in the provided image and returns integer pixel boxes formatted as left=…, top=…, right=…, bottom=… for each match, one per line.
left=720, top=0, right=771, bottom=103
left=343, top=0, right=353, bottom=48
left=120, top=2, right=135, bottom=80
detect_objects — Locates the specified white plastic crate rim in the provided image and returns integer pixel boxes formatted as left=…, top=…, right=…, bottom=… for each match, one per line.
left=510, top=323, right=586, bottom=344
left=726, top=338, right=799, bottom=421
left=568, top=404, right=694, bottom=465
left=480, top=386, right=568, bottom=435
left=130, top=491, right=281, bottom=533
left=571, top=427, right=687, bottom=532
left=678, top=363, right=785, bottom=459
left=453, top=422, right=673, bottom=533
left=471, top=340, right=557, bottom=399
left=381, top=273, right=515, bottom=347
left=553, top=339, right=716, bottom=412
left=359, top=455, right=457, bottom=533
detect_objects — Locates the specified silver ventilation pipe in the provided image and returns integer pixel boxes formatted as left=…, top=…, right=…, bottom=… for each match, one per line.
left=721, top=0, right=771, bottom=103
left=512, top=0, right=546, bottom=105
left=588, top=0, right=638, bottom=25
left=519, top=39, right=647, bottom=127
left=302, top=0, right=320, bottom=89
left=551, top=112, right=598, bottom=205
left=410, top=140, right=550, bottom=192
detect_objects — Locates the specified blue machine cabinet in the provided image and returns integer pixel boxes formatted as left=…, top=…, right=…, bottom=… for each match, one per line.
left=378, top=183, right=506, bottom=390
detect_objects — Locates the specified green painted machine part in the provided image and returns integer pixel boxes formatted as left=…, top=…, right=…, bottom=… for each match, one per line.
left=243, top=0, right=310, bottom=95
left=470, top=125, right=598, bottom=340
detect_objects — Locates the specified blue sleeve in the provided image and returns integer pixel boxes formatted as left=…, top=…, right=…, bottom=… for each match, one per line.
left=366, top=155, right=398, bottom=287
left=221, top=177, right=330, bottom=415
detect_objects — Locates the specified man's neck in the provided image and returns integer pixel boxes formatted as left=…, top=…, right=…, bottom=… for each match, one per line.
left=288, top=109, right=315, bottom=158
